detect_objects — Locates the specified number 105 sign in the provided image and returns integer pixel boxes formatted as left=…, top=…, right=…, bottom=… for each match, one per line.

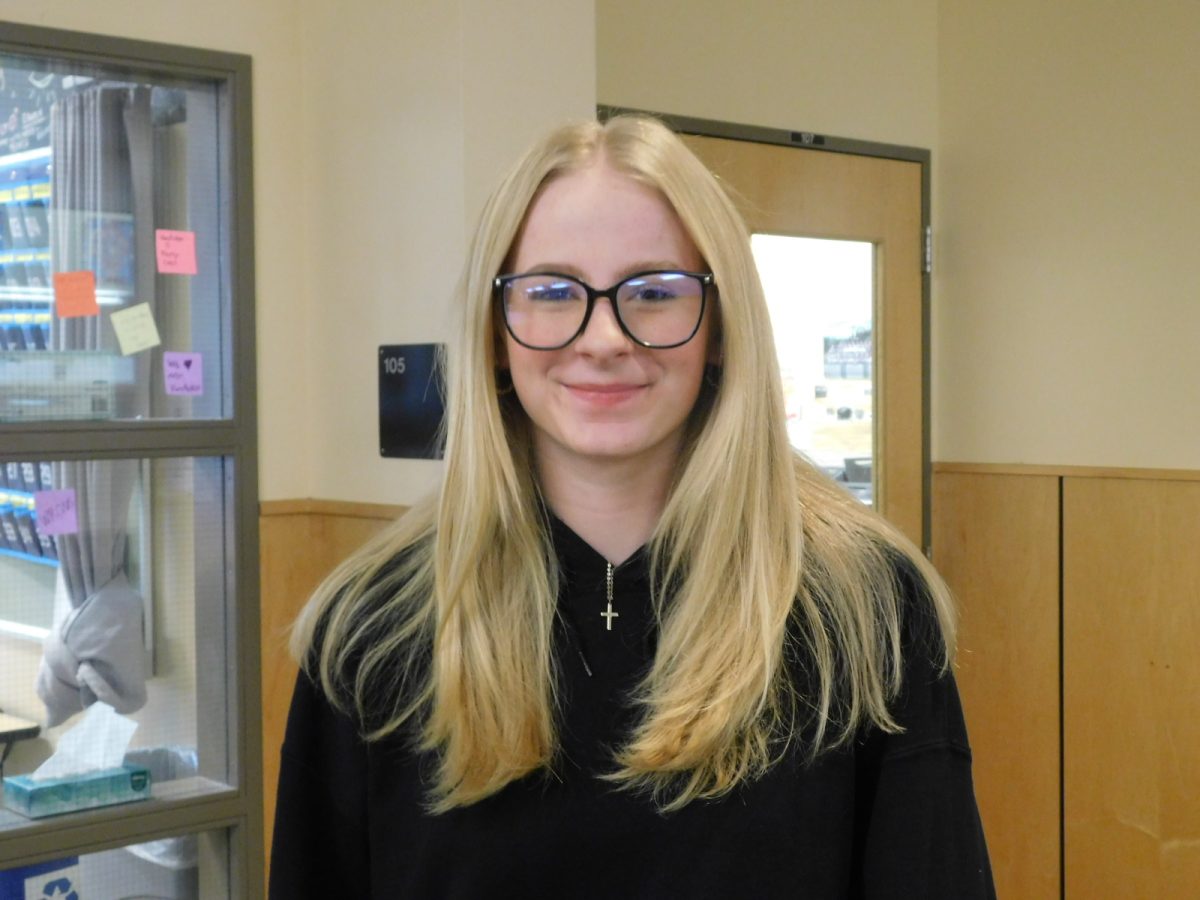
left=378, top=344, right=445, bottom=460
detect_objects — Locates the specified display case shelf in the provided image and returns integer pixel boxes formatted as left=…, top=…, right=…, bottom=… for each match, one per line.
left=0, top=250, right=50, bottom=265
left=0, top=549, right=55, bottom=568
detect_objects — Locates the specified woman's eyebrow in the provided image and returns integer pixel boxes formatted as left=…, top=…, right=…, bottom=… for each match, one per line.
left=617, top=261, right=686, bottom=278
left=521, top=263, right=585, bottom=277
left=514, top=261, right=691, bottom=282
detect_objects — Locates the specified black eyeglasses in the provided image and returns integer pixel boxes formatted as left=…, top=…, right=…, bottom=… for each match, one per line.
left=494, top=269, right=713, bottom=350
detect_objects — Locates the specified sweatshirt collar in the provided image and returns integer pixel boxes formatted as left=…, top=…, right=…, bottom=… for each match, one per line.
left=546, top=511, right=652, bottom=589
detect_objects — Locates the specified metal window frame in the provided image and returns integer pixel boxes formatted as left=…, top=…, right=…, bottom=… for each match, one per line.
left=597, top=105, right=934, bottom=551
left=0, top=21, right=261, bottom=896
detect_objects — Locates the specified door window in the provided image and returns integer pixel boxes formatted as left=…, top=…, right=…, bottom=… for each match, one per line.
left=753, top=233, right=875, bottom=504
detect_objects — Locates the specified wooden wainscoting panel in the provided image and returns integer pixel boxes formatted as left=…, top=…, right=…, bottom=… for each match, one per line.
left=932, top=471, right=1061, bottom=900
left=1064, top=478, right=1200, bottom=897
left=259, top=500, right=401, bottom=883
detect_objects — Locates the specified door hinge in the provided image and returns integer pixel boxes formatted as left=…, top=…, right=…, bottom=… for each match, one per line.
left=923, top=225, right=933, bottom=274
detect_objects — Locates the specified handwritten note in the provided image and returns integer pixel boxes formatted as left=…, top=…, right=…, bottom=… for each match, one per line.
left=53, top=271, right=100, bottom=318
left=110, top=303, right=162, bottom=356
left=155, top=229, right=198, bottom=275
left=34, top=489, right=79, bottom=536
left=163, top=351, right=204, bottom=396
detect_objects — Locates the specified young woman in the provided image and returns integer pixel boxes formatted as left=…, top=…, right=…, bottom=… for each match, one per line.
left=270, top=115, right=995, bottom=898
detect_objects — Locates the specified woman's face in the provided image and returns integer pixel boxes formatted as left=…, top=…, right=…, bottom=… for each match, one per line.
left=503, top=160, right=713, bottom=475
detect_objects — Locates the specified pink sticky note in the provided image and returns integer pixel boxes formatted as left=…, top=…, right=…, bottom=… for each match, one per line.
left=34, top=489, right=79, bottom=536
left=155, top=229, right=198, bottom=275
left=163, top=351, right=204, bottom=396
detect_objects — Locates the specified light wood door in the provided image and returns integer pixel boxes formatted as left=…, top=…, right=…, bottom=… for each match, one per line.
left=681, top=134, right=926, bottom=547
left=1063, top=477, right=1200, bottom=897
left=932, top=471, right=1061, bottom=899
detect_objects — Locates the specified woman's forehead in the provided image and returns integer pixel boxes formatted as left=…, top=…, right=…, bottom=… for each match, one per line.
left=512, top=161, right=700, bottom=275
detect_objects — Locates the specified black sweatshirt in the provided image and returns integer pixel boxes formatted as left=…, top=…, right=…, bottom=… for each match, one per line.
left=270, top=518, right=995, bottom=898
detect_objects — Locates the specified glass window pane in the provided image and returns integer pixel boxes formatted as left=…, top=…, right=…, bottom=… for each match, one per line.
left=0, top=455, right=236, bottom=837
left=0, top=51, right=233, bottom=421
left=752, top=233, right=875, bottom=504
left=0, top=825, right=231, bottom=898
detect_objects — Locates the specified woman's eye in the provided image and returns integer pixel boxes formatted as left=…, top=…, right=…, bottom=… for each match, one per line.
left=528, top=283, right=580, bottom=302
left=628, top=284, right=677, bottom=302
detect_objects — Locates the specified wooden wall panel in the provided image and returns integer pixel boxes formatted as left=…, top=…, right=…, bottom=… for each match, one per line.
left=1064, top=478, right=1200, bottom=897
left=932, top=471, right=1061, bottom=899
left=259, top=500, right=401, bottom=884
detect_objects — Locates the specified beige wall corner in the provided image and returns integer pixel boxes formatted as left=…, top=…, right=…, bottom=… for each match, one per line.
left=935, top=1, right=1200, bottom=468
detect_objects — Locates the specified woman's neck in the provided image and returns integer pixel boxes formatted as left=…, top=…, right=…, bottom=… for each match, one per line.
left=535, top=443, right=677, bottom=565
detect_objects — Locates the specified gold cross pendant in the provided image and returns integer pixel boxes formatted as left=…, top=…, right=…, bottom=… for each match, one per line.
left=600, top=561, right=619, bottom=631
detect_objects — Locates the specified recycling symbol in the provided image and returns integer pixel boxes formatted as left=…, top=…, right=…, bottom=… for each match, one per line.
left=42, top=877, right=79, bottom=900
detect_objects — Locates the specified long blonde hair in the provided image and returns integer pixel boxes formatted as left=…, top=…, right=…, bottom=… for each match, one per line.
left=291, top=115, right=955, bottom=812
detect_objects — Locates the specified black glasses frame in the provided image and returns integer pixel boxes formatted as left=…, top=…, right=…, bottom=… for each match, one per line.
left=494, top=269, right=714, bottom=351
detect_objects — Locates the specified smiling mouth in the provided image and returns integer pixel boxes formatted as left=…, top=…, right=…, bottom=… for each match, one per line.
left=564, top=383, right=647, bottom=405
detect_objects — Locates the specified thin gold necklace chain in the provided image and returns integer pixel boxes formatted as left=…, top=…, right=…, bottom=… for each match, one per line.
left=601, top=561, right=619, bottom=631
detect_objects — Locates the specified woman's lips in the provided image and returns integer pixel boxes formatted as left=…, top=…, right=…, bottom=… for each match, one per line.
left=563, top=382, right=647, bottom=406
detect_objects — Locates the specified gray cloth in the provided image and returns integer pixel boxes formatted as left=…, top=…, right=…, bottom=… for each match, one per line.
left=40, top=83, right=155, bottom=728
left=36, top=571, right=147, bottom=727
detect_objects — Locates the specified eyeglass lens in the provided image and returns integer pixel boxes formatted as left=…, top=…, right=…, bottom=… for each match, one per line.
left=502, top=272, right=705, bottom=349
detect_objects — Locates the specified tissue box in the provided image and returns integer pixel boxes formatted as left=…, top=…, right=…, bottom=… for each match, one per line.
left=2, top=764, right=150, bottom=818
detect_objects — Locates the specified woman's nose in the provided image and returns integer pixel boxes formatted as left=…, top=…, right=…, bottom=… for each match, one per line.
left=573, top=298, right=631, bottom=356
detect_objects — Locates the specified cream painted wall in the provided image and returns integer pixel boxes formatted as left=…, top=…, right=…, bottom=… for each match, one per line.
left=296, top=2, right=463, bottom=506
left=596, top=0, right=938, bottom=149
left=301, top=0, right=597, bottom=505
left=935, top=1, right=1200, bottom=467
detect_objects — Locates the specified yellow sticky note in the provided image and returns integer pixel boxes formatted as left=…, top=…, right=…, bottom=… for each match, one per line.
left=109, top=303, right=162, bottom=356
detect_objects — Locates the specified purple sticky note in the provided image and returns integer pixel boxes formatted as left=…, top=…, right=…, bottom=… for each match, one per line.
left=34, top=489, right=79, bottom=536
left=163, top=351, right=204, bottom=396
left=155, top=229, right=198, bottom=275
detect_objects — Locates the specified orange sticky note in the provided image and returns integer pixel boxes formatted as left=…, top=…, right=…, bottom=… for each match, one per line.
left=53, top=271, right=100, bottom=318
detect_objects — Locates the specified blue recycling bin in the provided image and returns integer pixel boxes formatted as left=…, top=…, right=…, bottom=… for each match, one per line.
left=0, top=856, right=81, bottom=899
